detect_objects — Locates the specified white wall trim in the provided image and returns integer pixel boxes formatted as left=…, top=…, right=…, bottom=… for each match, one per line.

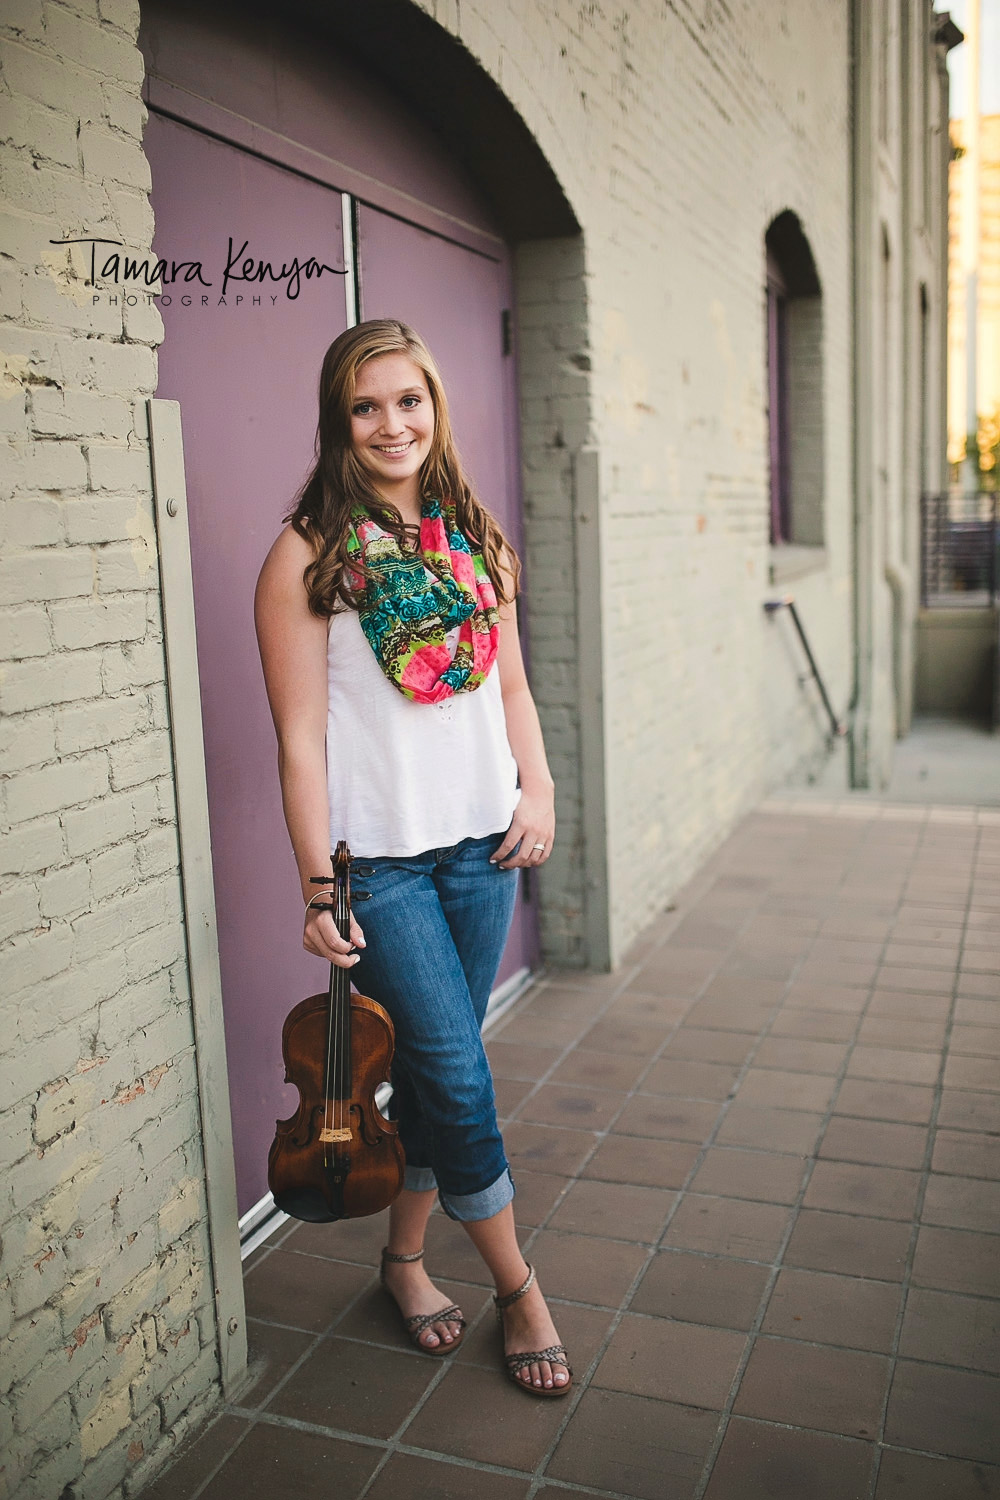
left=148, top=398, right=248, bottom=1397
left=341, top=192, right=359, bottom=327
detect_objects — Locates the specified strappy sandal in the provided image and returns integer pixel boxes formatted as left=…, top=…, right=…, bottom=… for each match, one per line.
left=380, top=1248, right=466, bottom=1356
left=494, top=1264, right=572, bottom=1397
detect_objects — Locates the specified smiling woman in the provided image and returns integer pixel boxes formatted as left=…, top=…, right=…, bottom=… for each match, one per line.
left=254, top=318, right=571, bottom=1396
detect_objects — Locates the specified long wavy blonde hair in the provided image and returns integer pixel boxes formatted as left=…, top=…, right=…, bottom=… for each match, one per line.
left=287, top=319, right=520, bottom=615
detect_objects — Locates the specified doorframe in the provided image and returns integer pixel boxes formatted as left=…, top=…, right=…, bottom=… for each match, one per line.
left=148, top=398, right=248, bottom=1396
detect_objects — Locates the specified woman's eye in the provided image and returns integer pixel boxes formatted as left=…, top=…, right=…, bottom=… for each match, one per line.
left=400, top=396, right=420, bottom=408
left=353, top=402, right=374, bottom=416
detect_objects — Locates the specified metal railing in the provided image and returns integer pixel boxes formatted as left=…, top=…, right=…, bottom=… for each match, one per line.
left=764, top=596, right=846, bottom=740
left=921, top=491, right=999, bottom=607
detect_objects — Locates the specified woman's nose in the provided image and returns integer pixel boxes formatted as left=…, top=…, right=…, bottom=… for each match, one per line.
left=378, top=410, right=406, bottom=436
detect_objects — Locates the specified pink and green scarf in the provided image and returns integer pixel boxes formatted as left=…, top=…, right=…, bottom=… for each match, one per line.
left=346, top=498, right=500, bottom=704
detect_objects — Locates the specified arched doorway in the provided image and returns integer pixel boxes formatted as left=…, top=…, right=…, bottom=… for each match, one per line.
left=139, top=0, right=569, bottom=1220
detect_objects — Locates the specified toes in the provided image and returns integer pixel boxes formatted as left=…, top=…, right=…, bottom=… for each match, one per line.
left=422, top=1318, right=460, bottom=1348
left=513, top=1358, right=569, bottom=1390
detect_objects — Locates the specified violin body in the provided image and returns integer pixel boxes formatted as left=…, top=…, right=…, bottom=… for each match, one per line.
left=268, top=988, right=404, bottom=1222
left=267, top=841, right=405, bottom=1222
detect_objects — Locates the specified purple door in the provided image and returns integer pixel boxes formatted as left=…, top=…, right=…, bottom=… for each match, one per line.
left=146, top=108, right=538, bottom=1219
left=358, top=205, right=539, bottom=988
left=145, top=112, right=350, bottom=1214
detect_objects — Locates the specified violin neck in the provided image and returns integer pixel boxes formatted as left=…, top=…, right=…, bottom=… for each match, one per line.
left=325, top=864, right=353, bottom=1103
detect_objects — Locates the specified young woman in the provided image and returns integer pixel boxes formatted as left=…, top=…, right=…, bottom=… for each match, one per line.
left=254, top=319, right=571, bottom=1396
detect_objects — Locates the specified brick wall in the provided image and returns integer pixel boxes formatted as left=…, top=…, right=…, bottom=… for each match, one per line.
left=513, top=236, right=592, bottom=964
left=0, top=4, right=220, bottom=1497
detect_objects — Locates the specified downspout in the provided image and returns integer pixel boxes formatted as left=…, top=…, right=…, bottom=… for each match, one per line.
left=932, top=11, right=965, bottom=493
left=573, top=447, right=614, bottom=971
left=847, top=0, right=866, bottom=784
left=886, top=0, right=913, bottom=741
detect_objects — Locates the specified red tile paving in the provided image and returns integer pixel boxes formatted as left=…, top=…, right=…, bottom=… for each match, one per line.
left=139, top=802, right=1000, bottom=1499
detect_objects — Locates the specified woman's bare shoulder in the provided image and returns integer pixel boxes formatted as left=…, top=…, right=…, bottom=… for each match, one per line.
left=255, top=523, right=322, bottom=632
left=258, top=521, right=315, bottom=592
left=263, top=520, right=316, bottom=572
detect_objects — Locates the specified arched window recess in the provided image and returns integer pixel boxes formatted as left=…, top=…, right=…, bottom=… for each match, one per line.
left=765, top=211, right=826, bottom=576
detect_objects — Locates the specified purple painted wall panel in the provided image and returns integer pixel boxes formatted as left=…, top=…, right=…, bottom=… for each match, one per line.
left=140, top=0, right=497, bottom=239
left=358, top=205, right=540, bottom=985
left=145, top=112, right=349, bottom=1213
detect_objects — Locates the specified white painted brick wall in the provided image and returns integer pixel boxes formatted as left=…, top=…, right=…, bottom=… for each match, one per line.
left=0, top=2, right=220, bottom=1497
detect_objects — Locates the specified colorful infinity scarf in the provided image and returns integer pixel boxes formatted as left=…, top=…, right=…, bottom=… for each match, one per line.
left=346, top=498, right=500, bottom=704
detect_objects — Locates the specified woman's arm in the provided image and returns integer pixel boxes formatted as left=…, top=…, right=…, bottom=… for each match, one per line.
left=490, top=588, right=556, bottom=871
left=254, top=525, right=363, bottom=967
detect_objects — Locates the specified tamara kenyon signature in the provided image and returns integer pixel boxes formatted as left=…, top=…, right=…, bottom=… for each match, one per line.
left=50, top=236, right=347, bottom=301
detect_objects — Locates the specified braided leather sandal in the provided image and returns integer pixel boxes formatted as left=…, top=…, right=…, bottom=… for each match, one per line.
left=380, top=1248, right=466, bottom=1356
left=494, top=1264, right=572, bottom=1397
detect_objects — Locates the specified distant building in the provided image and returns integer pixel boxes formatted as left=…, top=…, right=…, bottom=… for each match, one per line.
left=948, top=113, right=1000, bottom=473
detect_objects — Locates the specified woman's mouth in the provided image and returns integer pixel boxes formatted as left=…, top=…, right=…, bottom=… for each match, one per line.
left=372, top=441, right=414, bottom=457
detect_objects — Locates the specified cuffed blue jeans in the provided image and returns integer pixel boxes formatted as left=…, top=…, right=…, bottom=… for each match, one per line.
left=349, top=833, right=518, bottom=1222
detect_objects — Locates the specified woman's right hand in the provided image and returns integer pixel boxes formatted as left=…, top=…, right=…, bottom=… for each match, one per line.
left=304, top=905, right=366, bottom=967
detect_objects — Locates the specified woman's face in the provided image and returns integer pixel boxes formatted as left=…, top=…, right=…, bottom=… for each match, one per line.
left=349, top=352, right=435, bottom=504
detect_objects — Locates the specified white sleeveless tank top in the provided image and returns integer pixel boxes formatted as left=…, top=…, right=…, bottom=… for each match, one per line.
left=326, top=608, right=520, bottom=858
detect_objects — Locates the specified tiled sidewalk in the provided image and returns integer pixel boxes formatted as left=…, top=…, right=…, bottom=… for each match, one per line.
left=144, top=800, right=1000, bottom=1500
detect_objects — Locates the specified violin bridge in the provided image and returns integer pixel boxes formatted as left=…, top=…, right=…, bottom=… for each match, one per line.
left=318, top=1126, right=352, bottom=1144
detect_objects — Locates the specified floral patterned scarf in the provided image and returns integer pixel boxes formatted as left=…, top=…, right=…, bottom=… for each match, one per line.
left=345, top=498, right=500, bottom=704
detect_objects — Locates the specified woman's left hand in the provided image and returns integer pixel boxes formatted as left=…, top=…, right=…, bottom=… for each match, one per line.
left=490, top=789, right=555, bottom=870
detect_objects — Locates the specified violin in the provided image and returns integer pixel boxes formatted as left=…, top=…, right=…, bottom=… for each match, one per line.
left=267, top=840, right=404, bottom=1222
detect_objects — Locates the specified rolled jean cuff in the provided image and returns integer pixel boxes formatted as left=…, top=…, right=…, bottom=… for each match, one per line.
left=438, top=1166, right=515, bottom=1223
left=404, top=1164, right=438, bottom=1193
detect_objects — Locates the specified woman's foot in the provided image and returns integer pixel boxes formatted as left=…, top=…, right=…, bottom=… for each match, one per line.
left=496, top=1265, right=571, bottom=1393
left=380, top=1249, right=465, bottom=1353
